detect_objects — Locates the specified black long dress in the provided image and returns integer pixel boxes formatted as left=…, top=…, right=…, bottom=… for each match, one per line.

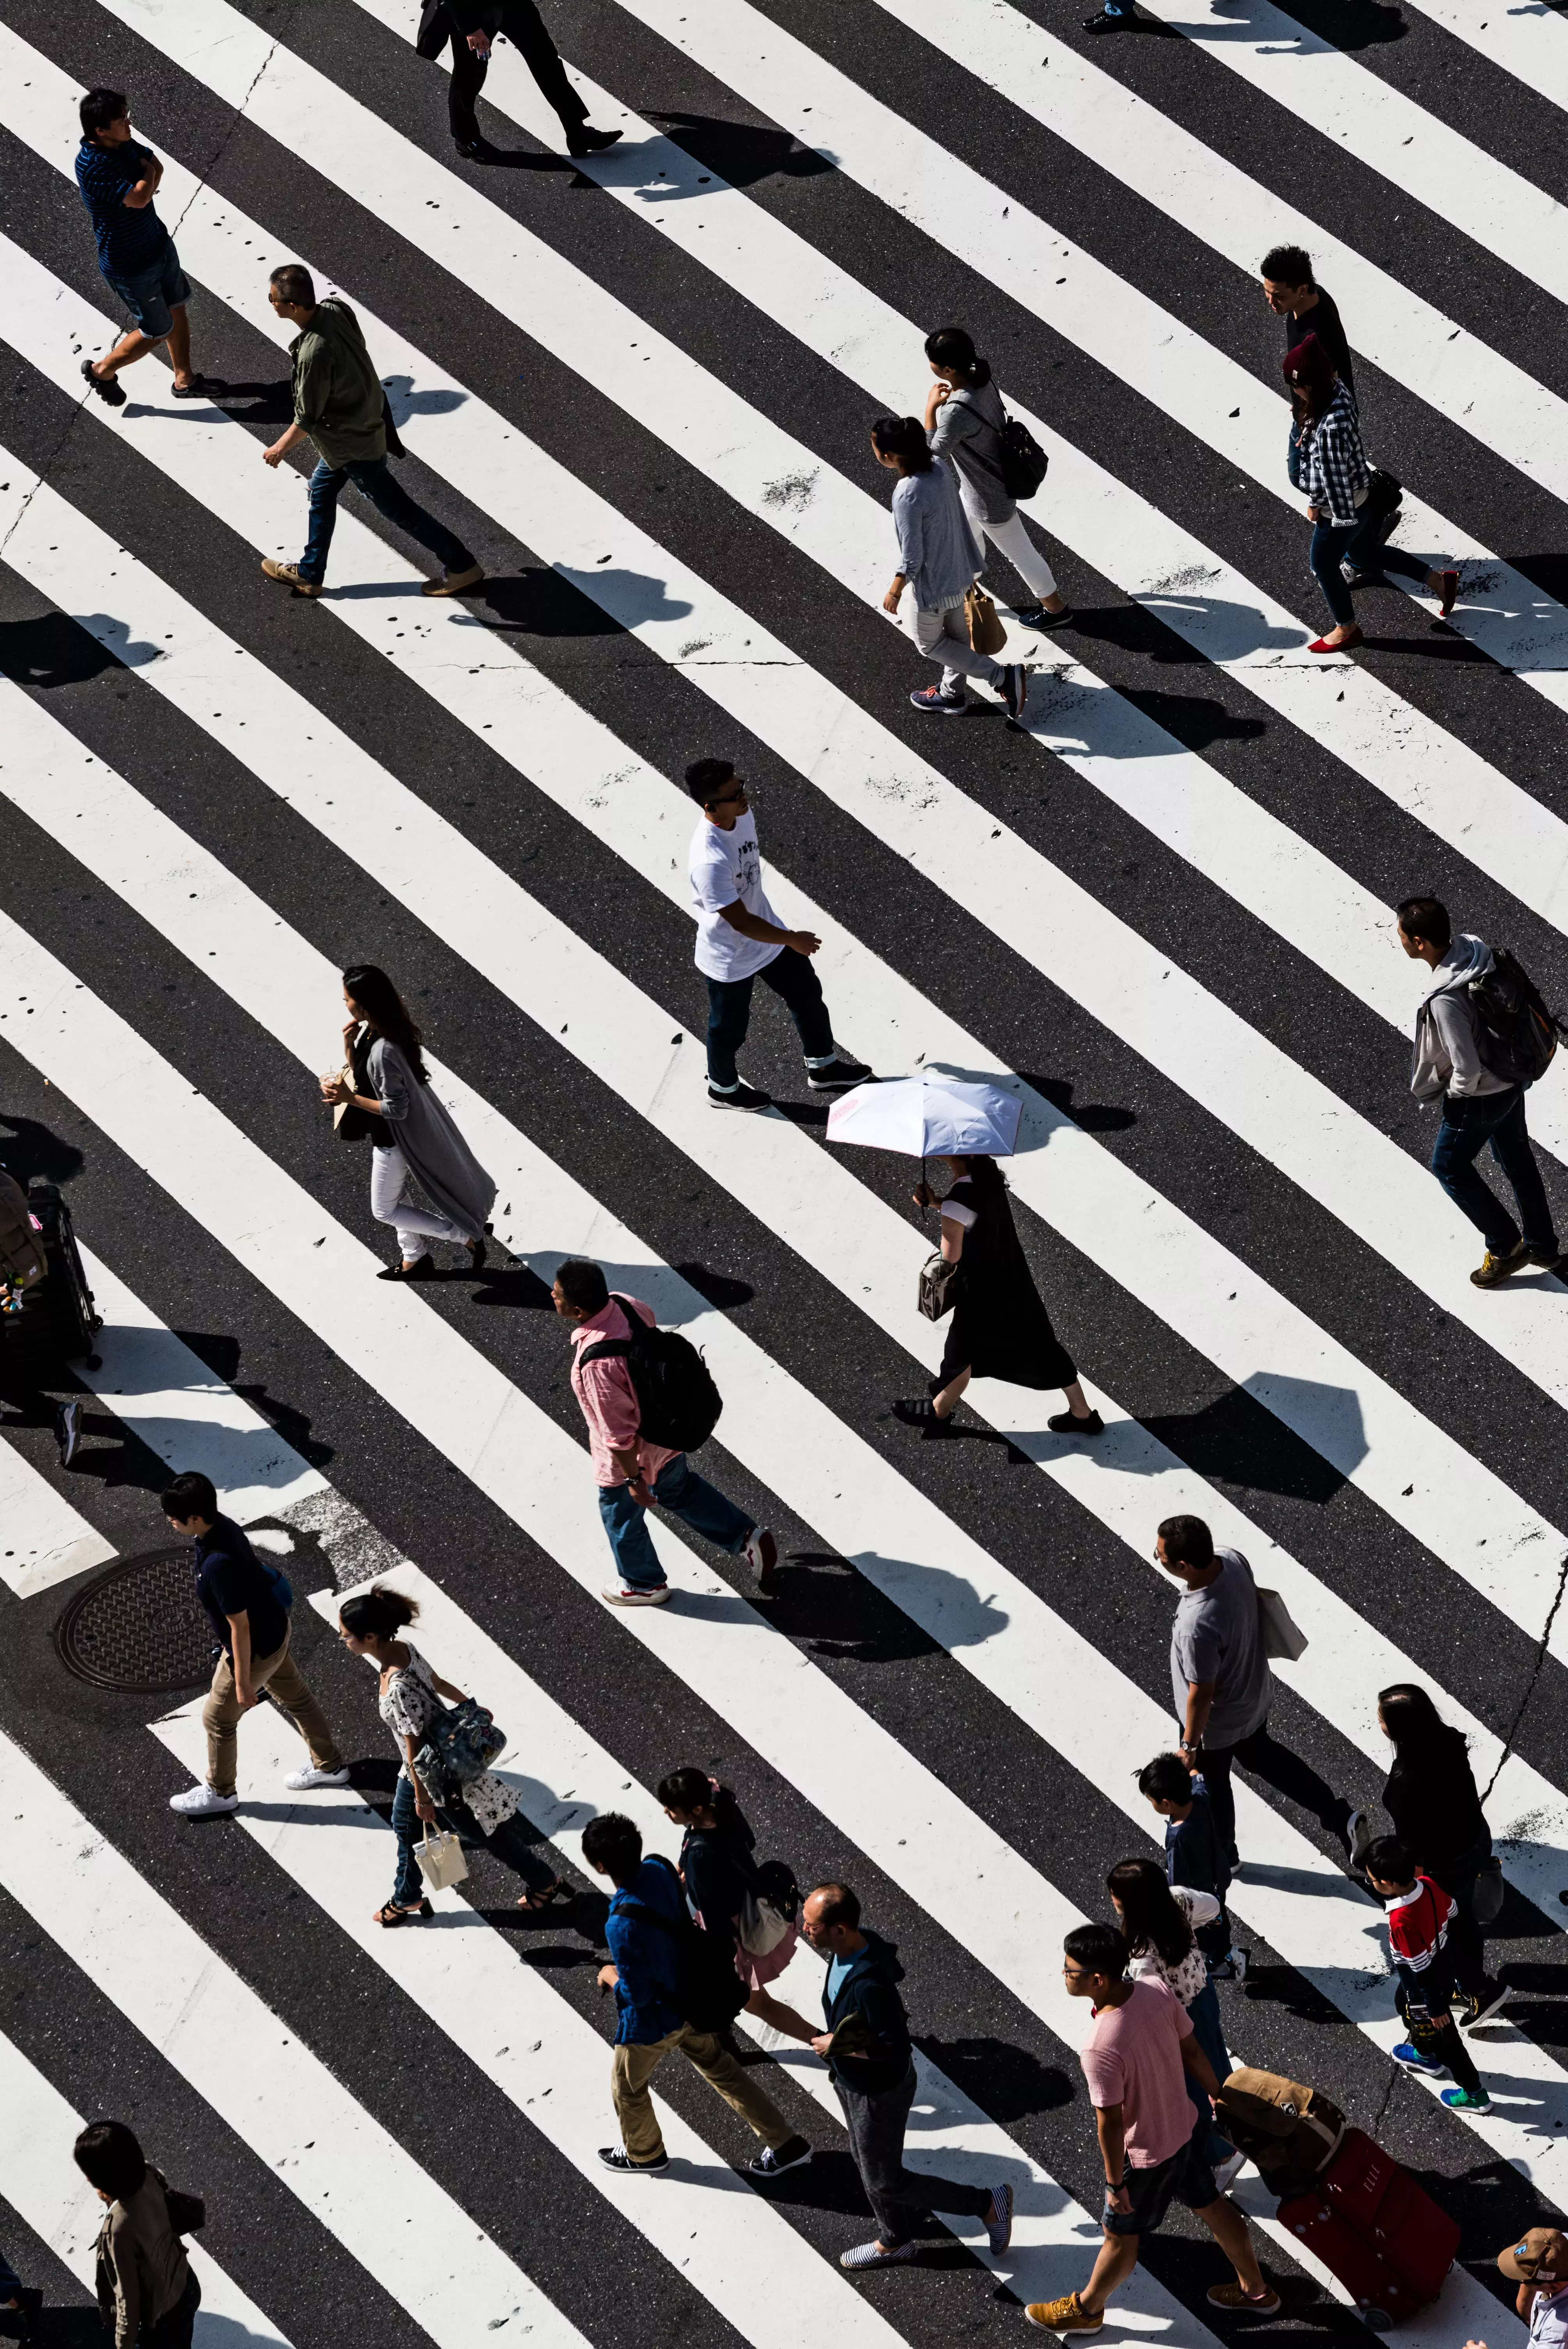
left=937, top=1172, right=1077, bottom=1388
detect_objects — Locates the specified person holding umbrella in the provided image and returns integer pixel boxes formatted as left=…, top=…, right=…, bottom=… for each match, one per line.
left=826, top=1076, right=1101, bottom=1442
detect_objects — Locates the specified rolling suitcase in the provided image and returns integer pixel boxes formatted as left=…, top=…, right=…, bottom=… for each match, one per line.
left=1278, top=2128, right=1459, bottom=2326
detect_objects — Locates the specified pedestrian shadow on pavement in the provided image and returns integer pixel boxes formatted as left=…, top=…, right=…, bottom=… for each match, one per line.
left=1015, top=1074, right=1136, bottom=1134
left=456, top=567, right=678, bottom=638
left=782, top=1548, right=1010, bottom=1657
left=641, top=111, right=836, bottom=190
left=1141, top=1385, right=1351, bottom=1503
left=0, top=610, right=128, bottom=691
left=919, top=2037, right=1074, bottom=2122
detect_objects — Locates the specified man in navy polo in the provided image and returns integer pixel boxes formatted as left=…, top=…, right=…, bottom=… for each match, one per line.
left=75, top=86, right=211, bottom=406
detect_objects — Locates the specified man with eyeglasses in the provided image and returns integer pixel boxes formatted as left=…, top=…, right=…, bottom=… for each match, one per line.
left=1024, top=1923, right=1277, bottom=2335
left=684, top=757, right=871, bottom=1111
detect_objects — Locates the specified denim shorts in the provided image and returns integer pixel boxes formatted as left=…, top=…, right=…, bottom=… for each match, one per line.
left=1103, top=2124, right=1219, bottom=2237
left=103, top=241, right=191, bottom=339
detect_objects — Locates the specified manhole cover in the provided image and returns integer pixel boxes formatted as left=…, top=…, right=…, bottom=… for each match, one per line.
left=54, top=1547, right=212, bottom=1694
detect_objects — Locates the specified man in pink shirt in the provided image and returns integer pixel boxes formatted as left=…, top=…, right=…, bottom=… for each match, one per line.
left=552, top=1259, right=777, bottom=1607
left=1025, top=1923, right=1278, bottom=2335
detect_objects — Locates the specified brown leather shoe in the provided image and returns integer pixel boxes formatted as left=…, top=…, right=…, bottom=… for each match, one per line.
left=422, top=562, right=485, bottom=597
left=261, top=558, right=321, bottom=598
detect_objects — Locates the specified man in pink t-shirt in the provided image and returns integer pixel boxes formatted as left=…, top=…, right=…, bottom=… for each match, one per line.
left=1025, top=1923, right=1278, bottom=2336
left=552, top=1258, right=777, bottom=1607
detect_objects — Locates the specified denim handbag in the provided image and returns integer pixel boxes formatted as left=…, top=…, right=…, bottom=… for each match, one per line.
left=415, top=1695, right=506, bottom=1788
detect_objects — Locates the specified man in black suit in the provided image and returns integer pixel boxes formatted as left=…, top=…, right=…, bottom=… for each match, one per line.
left=416, top=0, right=623, bottom=161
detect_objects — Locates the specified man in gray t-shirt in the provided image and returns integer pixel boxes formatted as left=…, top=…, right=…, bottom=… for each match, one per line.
left=1158, top=1515, right=1359, bottom=1869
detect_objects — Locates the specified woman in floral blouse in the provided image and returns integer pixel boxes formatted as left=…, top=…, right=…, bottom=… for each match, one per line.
left=338, top=1584, right=569, bottom=1924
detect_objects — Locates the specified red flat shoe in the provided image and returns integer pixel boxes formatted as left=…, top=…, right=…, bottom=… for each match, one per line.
left=1308, top=626, right=1362, bottom=654
left=1438, top=568, right=1459, bottom=617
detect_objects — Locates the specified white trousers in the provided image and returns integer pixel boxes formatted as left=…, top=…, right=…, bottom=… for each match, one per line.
left=903, top=598, right=1006, bottom=697
left=371, top=1144, right=467, bottom=1260
left=959, top=479, right=1059, bottom=603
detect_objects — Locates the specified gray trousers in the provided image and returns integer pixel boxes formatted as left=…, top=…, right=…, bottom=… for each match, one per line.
left=836, top=2062, right=992, bottom=2244
left=903, top=599, right=1006, bottom=697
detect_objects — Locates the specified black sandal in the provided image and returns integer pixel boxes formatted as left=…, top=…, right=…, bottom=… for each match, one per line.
left=891, top=1397, right=955, bottom=1439
left=374, top=1898, right=433, bottom=1925
left=518, top=1878, right=572, bottom=1911
left=378, top=1252, right=435, bottom=1282
left=80, top=357, right=126, bottom=407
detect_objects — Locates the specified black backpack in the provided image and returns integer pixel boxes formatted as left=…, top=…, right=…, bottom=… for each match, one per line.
left=621, top=1857, right=749, bottom=2032
left=997, top=412, right=1048, bottom=501
left=1468, top=949, right=1566, bottom=1089
left=580, top=1294, right=723, bottom=1453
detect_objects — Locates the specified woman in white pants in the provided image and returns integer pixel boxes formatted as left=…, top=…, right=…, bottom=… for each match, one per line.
left=871, top=415, right=1029, bottom=723
left=321, top=963, right=496, bottom=1281
left=923, top=326, right=1073, bottom=634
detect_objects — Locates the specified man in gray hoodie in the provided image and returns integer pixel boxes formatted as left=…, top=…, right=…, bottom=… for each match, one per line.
left=1399, top=894, right=1558, bottom=1287
left=259, top=264, right=483, bottom=600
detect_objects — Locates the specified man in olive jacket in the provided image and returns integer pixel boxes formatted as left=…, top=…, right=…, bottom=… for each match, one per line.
left=259, top=262, right=483, bottom=600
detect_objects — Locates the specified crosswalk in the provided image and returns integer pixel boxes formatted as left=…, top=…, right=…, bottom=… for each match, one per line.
left=0, top=0, right=1565, bottom=2340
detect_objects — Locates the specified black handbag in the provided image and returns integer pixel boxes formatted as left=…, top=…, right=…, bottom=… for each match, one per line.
left=918, top=1249, right=961, bottom=1321
left=1361, top=464, right=1402, bottom=521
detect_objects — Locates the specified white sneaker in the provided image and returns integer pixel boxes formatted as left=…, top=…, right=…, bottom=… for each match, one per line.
left=283, top=1765, right=351, bottom=1791
left=169, top=1783, right=239, bottom=1817
left=743, top=1526, right=779, bottom=1592
left=602, top=1584, right=671, bottom=1606
left=1212, top=2148, right=1247, bottom=2193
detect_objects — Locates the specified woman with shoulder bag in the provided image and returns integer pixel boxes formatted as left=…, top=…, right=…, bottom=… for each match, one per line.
left=1107, top=1858, right=1240, bottom=2182
left=73, top=2121, right=200, bottom=2349
left=870, top=414, right=1030, bottom=724
left=319, top=963, right=495, bottom=1282
left=923, top=325, right=1073, bottom=636
left=657, top=1765, right=799, bottom=2009
left=891, top=1154, right=1100, bottom=1440
left=1376, top=1683, right=1506, bottom=2025
left=337, top=1585, right=571, bottom=1923
left=1285, top=334, right=1459, bottom=655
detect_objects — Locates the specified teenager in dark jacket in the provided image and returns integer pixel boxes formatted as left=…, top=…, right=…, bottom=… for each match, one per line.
left=1377, top=1684, right=1505, bottom=2023
left=767, top=1882, right=1014, bottom=2271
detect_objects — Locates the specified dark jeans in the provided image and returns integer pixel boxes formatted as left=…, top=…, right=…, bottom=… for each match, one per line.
left=301, top=456, right=474, bottom=588
left=1199, top=1716, right=1346, bottom=1860
left=598, top=1451, right=752, bottom=1592
left=1430, top=1088, right=1556, bottom=1256
left=145, top=2269, right=200, bottom=2348
left=1183, top=1978, right=1234, bottom=2165
left=1309, top=515, right=1430, bottom=627
left=706, top=951, right=834, bottom=1089
left=836, top=2062, right=992, bottom=2246
left=390, top=1769, right=556, bottom=1909
left=446, top=2, right=588, bottom=143
left=1429, top=1831, right=1493, bottom=1999
left=1396, top=1977, right=1481, bottom=2094
left=1286, top=419, right=1303, bottom=491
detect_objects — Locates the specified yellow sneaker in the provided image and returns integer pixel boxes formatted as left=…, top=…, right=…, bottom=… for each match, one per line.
left=1025, top=2294, right=1104, bottom=2335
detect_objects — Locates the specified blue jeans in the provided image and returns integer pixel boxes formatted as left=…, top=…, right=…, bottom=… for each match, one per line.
left=1430, top=1088, right=1556, bottom=1256
left=1287, top=420, right=1303, bottom=491
left=706, top=951, right=834, bottom=1090
left=390, top=1769, right=556, bottom=1909
left=301, top=456, right=474, bottom=587
left=1308, top=516, right=1431, bottom=626
left=598, top=1452, right=753, bottom=1592
left=1183, top=1979, right=1234, bottom=2165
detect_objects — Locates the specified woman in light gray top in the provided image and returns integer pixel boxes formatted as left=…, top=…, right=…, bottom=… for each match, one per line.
left=321, top=962, right=495, bottom=1281
left=924, top=324, right=1072, bottom=634
left=871, top=414, right=1028, bottom=724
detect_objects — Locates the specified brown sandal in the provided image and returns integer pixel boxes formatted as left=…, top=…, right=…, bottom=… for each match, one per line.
left=374, top=1898, right=432, bottom=1925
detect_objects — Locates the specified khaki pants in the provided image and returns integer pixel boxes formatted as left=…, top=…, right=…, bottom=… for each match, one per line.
left=612, top=2025, right=793, bottom=2165
left=203, top=1633, right=343, bottom=1798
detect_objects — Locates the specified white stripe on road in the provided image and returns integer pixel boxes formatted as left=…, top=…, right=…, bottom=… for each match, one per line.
left=0, top=1728, right=590, bottom=2349
left=0, top=2025, right=294, bottom=2345
left=0, top=1431, right=114, bottom=1597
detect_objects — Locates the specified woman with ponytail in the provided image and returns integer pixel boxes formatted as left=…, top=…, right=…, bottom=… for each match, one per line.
left=923, top=325, right=1072, bottom=634
left=1108, top=1857, right=1239, bottom=2183
left=321, top=964, right=495, bottom=1281
left=870, top=414, right=1029, bottom=724
left=339, top=1584, right=569, bottom=1924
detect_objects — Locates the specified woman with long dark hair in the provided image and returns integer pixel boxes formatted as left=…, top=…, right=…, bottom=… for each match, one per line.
left=893, top=1154, right=1100, bottom=1438
left=1377, top=1684, right=1504, bottom=2023
left=658, top=1765, right=799, bottom=2009
left=73, top=2120, right=200, bottom=2349
left=320, top=963, right=495, bottom=1281
left=1285, top=334, right=1459, bottom=655
left=1107, top=1856, right=1239, bottom=2181
left=923, top=325, right=1072, bottom=634
left=871, top=414, right=1029, bottom=723
left=337, top=1583, right=570, bottom=1924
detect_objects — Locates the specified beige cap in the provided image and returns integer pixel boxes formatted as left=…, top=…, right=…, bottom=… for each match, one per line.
left=1499, top=2230, right=1568, bottom=2284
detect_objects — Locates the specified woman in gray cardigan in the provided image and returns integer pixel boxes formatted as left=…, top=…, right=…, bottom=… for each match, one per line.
left=321, top=963, right=496, bottom=1281
left=871, top=415, right=1029, bottom=723
left=924, top=325, right=1073, bottom=634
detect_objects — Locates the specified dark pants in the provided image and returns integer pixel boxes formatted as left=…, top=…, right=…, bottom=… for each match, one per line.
left=1429, top=1832, right=1493, bottom=1999
left=1397, top=1977, right=1481, bottom=2095
left=301, top=455, right=475, bottom=588
left=598, top=1451, right=752, bottom=1593
left=1183, top=1979, right=1234, bottom=2165
left=1430, top=1088, right=1556, bottom=1257
left=1199, top=1716, right=1345, bottom=1860
left=144, top=2270, right=201, bottom=2348
left=836, top=2063, right=992, bottom=2246
left=1309, top=516, right=1430, bottom=627
left=390, top=1770, right=556, bottom=1909
left=706, top=951, right=834, bottom=1090
left=446, top=3, right=588, bottom=143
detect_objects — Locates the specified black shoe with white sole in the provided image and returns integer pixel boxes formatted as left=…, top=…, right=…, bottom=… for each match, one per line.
left=598, top=2146, right=670, bottom=2174
left=708, top=1080, right=772, bottom=1111
left=750, top=2135, right=813, bottom=2178
left=1458, top=1978, right=1510, bottom=2028
left=1002, top=663, right=1030, bottom=722
left=806, top=1055, right=873, bottom=1092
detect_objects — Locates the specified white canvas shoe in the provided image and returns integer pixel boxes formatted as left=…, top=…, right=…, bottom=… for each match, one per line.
left=283, top=1765, right=351, bottom=1791
left=169, top=1783, right=239, bottom=1817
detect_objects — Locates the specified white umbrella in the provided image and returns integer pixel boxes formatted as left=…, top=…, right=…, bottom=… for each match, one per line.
left=824, top=1073, right=1022, bottom=1158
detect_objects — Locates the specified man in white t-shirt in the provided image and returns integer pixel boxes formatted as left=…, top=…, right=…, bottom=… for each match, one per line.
left=685, top=758, right=870, bottom=1110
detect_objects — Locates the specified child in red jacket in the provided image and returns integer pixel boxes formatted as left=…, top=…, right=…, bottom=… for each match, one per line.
left=1364, top=1836, right=1490, bottom=2111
